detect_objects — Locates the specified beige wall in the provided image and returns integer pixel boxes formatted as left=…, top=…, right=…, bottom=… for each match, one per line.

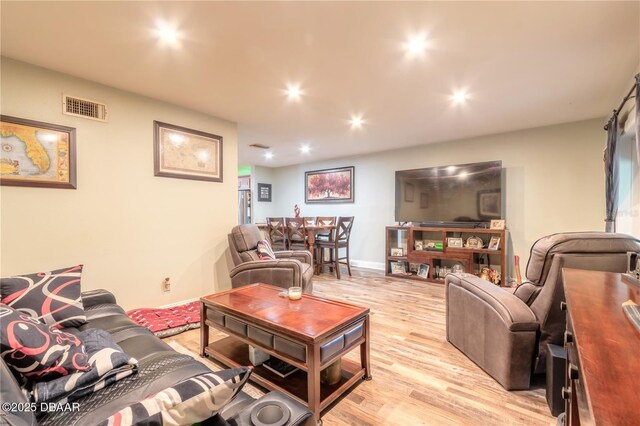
left=0, top=58, right=237, bottom=309
left=265, top=118, right=607, bottom=279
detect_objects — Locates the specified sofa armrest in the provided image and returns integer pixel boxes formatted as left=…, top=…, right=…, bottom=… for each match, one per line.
left=81, top=289, right=117, bottom=308
left=446, top=273, right=538, bottom=331
left=513, top=281, right=543, bottom=306
left=230, top=260, right=305, bottom=289
left=274, top=250, right=312, bottom=265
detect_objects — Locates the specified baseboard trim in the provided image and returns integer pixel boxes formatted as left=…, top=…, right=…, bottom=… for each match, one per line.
left=158, top=297, right=199, bottom=309
left=350, top=259, right=385, bottom=271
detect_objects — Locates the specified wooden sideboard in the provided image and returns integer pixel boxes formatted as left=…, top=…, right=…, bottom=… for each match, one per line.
left=562, top=269, right=640, bottom=425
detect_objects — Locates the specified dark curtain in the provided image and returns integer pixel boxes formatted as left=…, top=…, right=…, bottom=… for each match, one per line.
left=604, top=114, right=618, bottom=232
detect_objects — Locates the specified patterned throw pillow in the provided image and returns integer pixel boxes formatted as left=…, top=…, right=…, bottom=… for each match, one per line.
left=1, top=265, right=86, bottom=328
left=0, top=304, right=91, bottom=384
left=256, top=239, right=276, bottom=260
left=97, top=367, right=252, bottom=426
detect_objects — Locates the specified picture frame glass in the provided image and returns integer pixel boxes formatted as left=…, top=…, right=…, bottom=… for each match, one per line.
left=305, top=166, right=354, bottom=203
left=0, top=115, right=76, bottom=189
left=154, top=121, right=223, bottom=182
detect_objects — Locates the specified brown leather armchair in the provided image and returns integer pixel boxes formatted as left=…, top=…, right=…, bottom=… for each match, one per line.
left=228, top=224, right=314, bottom=293
left=445, top=232, right=640, bottom=390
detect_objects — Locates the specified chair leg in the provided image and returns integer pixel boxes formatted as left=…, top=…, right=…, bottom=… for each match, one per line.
left=335, top=248, right=341, bottom=280
left=346, top=245, right=352, bottom=276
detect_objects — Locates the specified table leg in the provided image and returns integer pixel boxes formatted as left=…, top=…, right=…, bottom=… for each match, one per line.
left=361, top=315, right=372, bottom=380
left=200, top=302, right=208, bottom=357
left=308, top=231, right=319, bottom=275
left=307, top=343, right=322, bottom=423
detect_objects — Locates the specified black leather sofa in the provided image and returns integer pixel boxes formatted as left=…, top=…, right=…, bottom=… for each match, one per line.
left=0, top=289, right=313, bottom=426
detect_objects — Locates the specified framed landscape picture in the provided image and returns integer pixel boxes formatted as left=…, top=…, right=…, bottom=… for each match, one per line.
left=0, top=115, right=76, bottom=189
left=154, top=121, right=223, bottom=182
left=305, top=166, right=354, bottom=204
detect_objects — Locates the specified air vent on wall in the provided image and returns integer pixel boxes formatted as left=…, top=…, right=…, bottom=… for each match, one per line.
left=249, top=143, right=270, bottom=149
left=62, top=94, right=108, bottom=122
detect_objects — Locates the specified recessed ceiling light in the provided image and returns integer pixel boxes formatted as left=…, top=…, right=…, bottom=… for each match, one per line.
left=349, top=116, right=365, bottom=129
left=300, top=144, right=311, bottom=154
left=451, top=90, right=469, bottom=104
left=286, top=84, right=302, bottom=100
left=264, top=152, right=274, bottom=160
left=155, top=22, right=181, bottom=46
left=404, top=33, right=428, bottom=58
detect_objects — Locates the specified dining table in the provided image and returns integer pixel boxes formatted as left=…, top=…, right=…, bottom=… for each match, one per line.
left=257, top=222, right=336, bottom=274
left=304, top=224, right=337, bottom=274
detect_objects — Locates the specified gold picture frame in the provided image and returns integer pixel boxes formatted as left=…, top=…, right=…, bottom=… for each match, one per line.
left=0, top=115, right=76, bottom=189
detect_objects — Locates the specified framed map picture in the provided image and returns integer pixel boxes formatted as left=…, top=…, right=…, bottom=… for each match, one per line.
left=154, top=121, right=223, bottom=182
left=305, top=166, right=354, bottom=204
left=0, top=115, right=76, bottom=189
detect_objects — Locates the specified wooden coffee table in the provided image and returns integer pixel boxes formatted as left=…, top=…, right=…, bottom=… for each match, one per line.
left=200, top=284, right=371, bottom=424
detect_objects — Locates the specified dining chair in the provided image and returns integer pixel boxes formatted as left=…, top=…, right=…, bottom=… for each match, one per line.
left=315, top=216, right=336, bottom=242
left=266, top=217, right=288, bottom=250
left=303, top=217, right=317, bottom=227
left=285, top=217, right=308, bottom=251
left=316, top=216, right=354, bottom=279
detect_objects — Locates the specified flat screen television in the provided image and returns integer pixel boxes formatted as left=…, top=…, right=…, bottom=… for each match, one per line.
left=395, top=160, right=503, bottom=226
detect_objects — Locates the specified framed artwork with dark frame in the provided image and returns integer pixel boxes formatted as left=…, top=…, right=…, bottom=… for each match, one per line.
left=0, top=115, right=77, bottom=189
left=153, top=121, right=223, bottom=182
left=305, top=166, right=354, bottom=204
left=257, top=183, right=272, bottom=202
left=477, top=189, right=501, bottom=218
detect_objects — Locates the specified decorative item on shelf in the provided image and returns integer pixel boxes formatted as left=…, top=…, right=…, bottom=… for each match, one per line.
left=414, top=240, right=424, bottom=250
left=390, top=261, right=407, bottom=274
left=438, top=266, right=451, bottom=279
left=480, top=266, right=501, bottom=286
left=465, top=236, right=484, bottom=249
left=417, top=263, right=430, bottom=278
left=451, top=263, right=465, bottom=274
left=294, top=204, right=300, bottom=217
left=424, top=240, right=443, bottom=251
left=409, top=263, right=419, bottom=272
left=447, top=237, right=463, bottom=248
left=490, top=219, right=505, bottom=230
left=390, top=247, right=404, bottom=257
left=488, top=236, right=501, bottom=250
left=320, top=359, right=342, bottom=385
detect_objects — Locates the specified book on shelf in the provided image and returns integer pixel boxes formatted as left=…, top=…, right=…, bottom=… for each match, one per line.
left=262, top=357, right=299, bottom=378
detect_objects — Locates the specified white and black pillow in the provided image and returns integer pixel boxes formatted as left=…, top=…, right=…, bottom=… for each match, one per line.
left=0, top=265, right=87, bottom=328
left=0, top=304, right=91, bottom=384
left=256, top=240, right=276, bottom=260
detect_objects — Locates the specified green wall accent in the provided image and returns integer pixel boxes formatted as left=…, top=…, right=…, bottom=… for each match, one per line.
left=238, top=165, right=252, bottom=176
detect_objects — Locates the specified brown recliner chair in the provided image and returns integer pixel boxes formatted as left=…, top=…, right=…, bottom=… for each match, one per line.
left=228, top=224, right=314, bottom=293
left=445, top=232, right=640, bottom=390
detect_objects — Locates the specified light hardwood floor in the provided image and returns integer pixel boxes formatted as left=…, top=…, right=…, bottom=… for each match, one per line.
left=167, top=269, right=554, bottom=426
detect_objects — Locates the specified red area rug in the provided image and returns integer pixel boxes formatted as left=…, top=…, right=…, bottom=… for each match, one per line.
left=127, top=301, right=200, bottom=338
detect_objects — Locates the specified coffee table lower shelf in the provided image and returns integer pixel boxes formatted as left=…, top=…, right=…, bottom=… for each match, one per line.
left=204, top=336, right=365, bottom=411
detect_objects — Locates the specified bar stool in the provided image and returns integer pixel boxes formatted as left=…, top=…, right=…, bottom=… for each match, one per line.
left=316, top=216, right=354, bottom=279
left=285, top=217, right=308, bottom=251
left=315, top=216, right=336, bottom=242
left=266, top=217, right=287, bottom=250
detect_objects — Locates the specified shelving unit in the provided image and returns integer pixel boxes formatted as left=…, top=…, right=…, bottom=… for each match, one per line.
left=385, top=225, right=508, bottom=286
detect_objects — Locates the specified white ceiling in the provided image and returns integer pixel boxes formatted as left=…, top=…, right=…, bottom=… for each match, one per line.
left=1, top=2, right=638, bottom=167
